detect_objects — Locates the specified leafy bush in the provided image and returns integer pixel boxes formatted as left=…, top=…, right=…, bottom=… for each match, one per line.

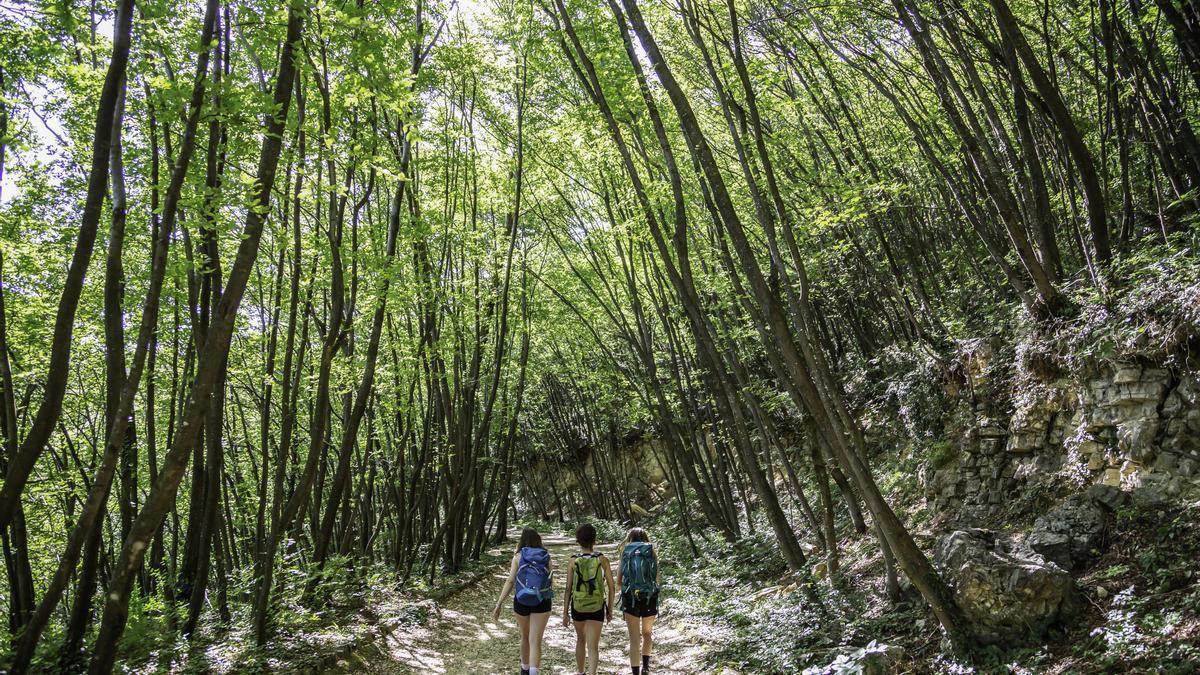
left=802, top=641, right=898, bottom=675
left=927, top=438, right=957, bottom=469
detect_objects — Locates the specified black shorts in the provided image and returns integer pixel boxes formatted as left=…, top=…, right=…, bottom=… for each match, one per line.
left=571, top=604, right=606, bottom=622
left=513, top=598, right=551, bottom=616
left=622, top=591, right=658, bottom=618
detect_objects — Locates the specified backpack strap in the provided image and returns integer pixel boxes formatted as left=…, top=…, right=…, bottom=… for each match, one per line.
left=587, top=554, right=602, bottom=591
left=573, top=552, right=601, bottom=593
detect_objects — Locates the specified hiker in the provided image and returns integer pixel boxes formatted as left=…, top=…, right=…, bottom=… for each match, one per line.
left=562, top=523, right=616, bottom=675
left=494, top=528, right=555, bottom=675
left=618, top=527, right=660, bottom=675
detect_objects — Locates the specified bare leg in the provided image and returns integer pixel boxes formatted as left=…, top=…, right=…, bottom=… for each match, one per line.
left=516, top=613, right=531, bottom=667
left=529, top=611, right=551, bottom=669
left=574, top=620, right=587, bottom=673
left=641, top=615, right=656, bottom=663
left=624, top=613, right=641, bottom=668
left=584, top=620, right=604, bottom=675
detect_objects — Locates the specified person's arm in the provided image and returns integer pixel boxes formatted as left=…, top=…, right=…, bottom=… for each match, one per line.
left=493, top=554, right=519, bottom=620
left=602, top=556, right=616, bottom=622
left=562, top=557, right=575, bottom=627
left=616, top=537, right=628, bottom=587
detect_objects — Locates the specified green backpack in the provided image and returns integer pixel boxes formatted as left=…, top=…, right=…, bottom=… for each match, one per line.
left=572, top=553, right=606, bottom=613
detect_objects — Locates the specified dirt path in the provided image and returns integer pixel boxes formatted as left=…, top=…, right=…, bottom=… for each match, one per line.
left=340, top=534, right=707, bottom=674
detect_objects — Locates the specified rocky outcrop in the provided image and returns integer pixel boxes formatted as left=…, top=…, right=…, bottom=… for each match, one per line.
left=935, top=529, right=1078, bottom=646
left=525, top=433, right=674, bottom=519
left=926, top=356, right=1200, bottom=523
left=1025, top=493, right=1110, bottom=571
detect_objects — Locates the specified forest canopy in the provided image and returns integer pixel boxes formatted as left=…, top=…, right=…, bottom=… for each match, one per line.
left=0, top=0, right=1197, bottom=669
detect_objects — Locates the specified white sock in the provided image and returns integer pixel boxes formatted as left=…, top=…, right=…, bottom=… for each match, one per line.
left=521, top=665, right=529, bottom=672
left=529, top=668, right=539, bottom=675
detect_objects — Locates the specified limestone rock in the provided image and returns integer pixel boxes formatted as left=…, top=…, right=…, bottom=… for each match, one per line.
left=1120, top=460, right=1141, bottom=483
left=927, top=365, right=1197, bottom=526
left=1130, top=473, right=1174, bottom=509
left=1026, top=494, right=1110, bottom=570
left=1086, top=483, right=1128, bottom=511
left=1116, top=418, right=1159, bottom=462
left=1007, top=431, right=1044, bottom=454
left=1153, top=452, right=1177, bottom=473
left=1109, top=380, right=1167, bottom=404
left=1180, top=458, right=1198, bottom=477
left=1111, top=365, right=1143, bottom=384
left=812, top=562, right=828, bottom=581
left=978, top=423, right=1007, bottom=439
left=935, top=529, right=1078, bottom=645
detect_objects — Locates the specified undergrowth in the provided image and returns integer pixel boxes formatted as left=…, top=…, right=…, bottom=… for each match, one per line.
left=87, top=548, right=514, bottom=674
left=640, top=489, right=1200, bottom=673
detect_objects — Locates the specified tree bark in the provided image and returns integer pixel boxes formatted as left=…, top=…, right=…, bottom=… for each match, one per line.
left=0, top=0, right=136, bottom=532
left=88, top=6, right=303, bottom=670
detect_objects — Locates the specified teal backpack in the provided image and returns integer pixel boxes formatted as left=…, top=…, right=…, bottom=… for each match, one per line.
left=620, top=542, right=658, bottom=600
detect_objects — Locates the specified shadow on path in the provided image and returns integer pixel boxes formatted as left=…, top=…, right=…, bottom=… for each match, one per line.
left=340, top=533, right=707, bottom=674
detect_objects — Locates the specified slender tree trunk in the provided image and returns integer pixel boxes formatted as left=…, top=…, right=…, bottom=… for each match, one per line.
left=0, top=0, right=136, bottom=532
left=6, top=3, right=220, bottom=668
left=88, top=7, right=302, bottom=669
left=989, top=0, right=1110, bottom=266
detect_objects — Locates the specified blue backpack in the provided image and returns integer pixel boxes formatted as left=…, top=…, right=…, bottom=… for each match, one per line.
left=621, top=542, right=658, bottom=599
left=515, top=547, right=553, bottom=606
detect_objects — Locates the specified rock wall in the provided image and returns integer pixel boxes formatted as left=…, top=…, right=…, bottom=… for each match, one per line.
left=925, top=348, right=1200, bottom=522
left=524, top=434, right=674, bottom=519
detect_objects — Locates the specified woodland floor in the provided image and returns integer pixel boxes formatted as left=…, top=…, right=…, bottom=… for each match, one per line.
left=335, top=534, right=712, bottom=674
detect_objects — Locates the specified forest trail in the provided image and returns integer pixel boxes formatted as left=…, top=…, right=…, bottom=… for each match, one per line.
left=339, top=534, right=709, bottom=674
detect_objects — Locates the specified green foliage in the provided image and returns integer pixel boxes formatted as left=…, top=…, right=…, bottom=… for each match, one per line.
left=801, top=640, right=897, bottom=675
left=642, top=517, right=841, bottom=672
left=1, top=0, right=1198, bottom=669
left=116, top=592, right=178, bottom=669
left=1042, top=235, right=1199, bottom=369
left=927, top=438, right=957, bottom=470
